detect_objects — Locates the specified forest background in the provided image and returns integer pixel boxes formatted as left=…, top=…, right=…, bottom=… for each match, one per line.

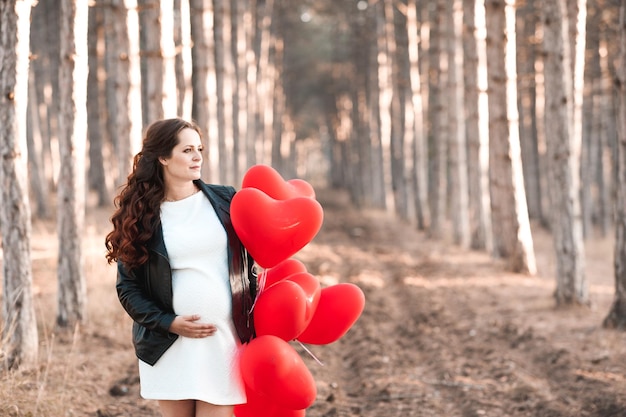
left=2, top=0, right=626, bottom=416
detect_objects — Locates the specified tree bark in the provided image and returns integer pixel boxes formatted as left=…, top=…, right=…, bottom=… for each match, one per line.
left=104, top=0, right=142, bottom=186
left=57, top=0, right=88, bottom=327
left=448, top=0, right=470, bottom=248
left=87, top=4, right=109, bottom=206
left=0, top=0, right=38, bottom=370
left=427, top=0, right=448, bottom=238
left=485, top=0, right=536, bottom=274
left=190, top=0, right=219, bottom=181
left=464, top=0, right=492, bottom=251
left=604, top=2, right=626, bottom=329
left=213, top=0, right=234, bottom=183
left=406, top=0, right=428, bottom=230
left=174, top=0, right=193, bottom=120
left=516, top=0, right=544, bottom=224
left=137, top=0, right=177, bottom=125
left=542, top=0, right=588, bottom=305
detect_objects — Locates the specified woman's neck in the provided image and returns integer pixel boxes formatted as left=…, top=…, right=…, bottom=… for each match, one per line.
left=164, top=183, right=199, bottom=202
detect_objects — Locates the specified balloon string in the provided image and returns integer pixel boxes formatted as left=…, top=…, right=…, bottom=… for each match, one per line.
left=250, top=265, right=266, bottom=314
left=296, top=341, right=325, bottom=366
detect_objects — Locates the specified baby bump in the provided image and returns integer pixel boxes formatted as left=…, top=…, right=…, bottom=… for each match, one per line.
left=171, top=270, right=233, bottom=323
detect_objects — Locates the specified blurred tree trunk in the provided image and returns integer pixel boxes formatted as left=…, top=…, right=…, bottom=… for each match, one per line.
left=259, top=1, right=276, bottom=166
left=343, top=5, right=372, bottom=208
left=214, top=0, right=234, bottom=183
left=30, top=1, right=59, bottom=192
left=190, top=0, right=219, bottom=182
left=138, top=0, right=177, bottom=125
left=230, top=0, right=247, bottom=184
left=597, top=34, right=614, bottom=236
left=517, top=0, right=544, bottom=224
left=375, top=0, right=393, bottom=212
left=367, top=2, right=385, bottom=209
left=543, top=0, right=588, bottom=305
left=27, top=2, right=51, bottom=219
left=603, top=2, right=626, bottom=329
left=447, top=0, right=470, bottom=248
left=57, top=0, right=88, bottom=327
left=581, top=14, right=598, bottom=238
left=464, top=0, right=492, bottom=251
left=104, top=0, right=142, bottom=186
left=174, top=0, right=192, bottom=120
left=26, top=61, right=49, bottom=218
left=271, top=36, right=289, bottom=174
left=87, top=3, right=109, bottom=207
left=0, top=0, right=38, bottom=370
left=485, top=0, right=536, bottom=274
left=427, top=0, right=447, bottom=238
left=244, top=1, right=259, bottom=169
left=406, top=0, right=427, bottom=230
left=383, top=0, right=408, bottom=219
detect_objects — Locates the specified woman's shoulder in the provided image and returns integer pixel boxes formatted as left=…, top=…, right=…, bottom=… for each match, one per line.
left=195, top=180, right=236, bottom=201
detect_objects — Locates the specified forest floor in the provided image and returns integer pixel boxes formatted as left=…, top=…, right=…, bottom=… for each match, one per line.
left=1, top=189, right=626, bottom=417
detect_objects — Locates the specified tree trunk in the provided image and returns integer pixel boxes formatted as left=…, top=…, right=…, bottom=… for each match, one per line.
left=213, top=0, right=234, bottom=183
left=27, top=2, right=51, bottom=219
left=230, top=0, right=247, bottom=184
left=427, top=0, right=448, bottom=238
left=406, top=0, right=428, bottom=230
left=0, top=0, right=38, bottom=370
left=464, top=0, right=492, bottom=251
left=137, top=0, right=177, bottom=125
left=376, top=0, right=394, bottom=212
left=87, top=4, right=109, bottom=206
left=254, top=0, right=272, bottom=168
left=448, top=0, right=470, bottom=248
left=104, top=0, right=142, bottom=186
left=30, top=1, right=59, bottom=193
left=26, top=59, right=50, bottom=218
left=383, top=0, right=408, bottom=219
left=516, top=0, right=543, bottom=224
left=174, top=0, right=193, bottom=120
left=542, top=0, right=588, bottom=305
left=598, top=35, right=614, bottom=236
left=57, top=0, right=88, bottom=327
left=367, top=2, right=385, bottom=208
left=190, top=0, right=218, bottom=182
left=604, top=2, right=626, bottom=329
left=485, top=0, right=536, bottom=274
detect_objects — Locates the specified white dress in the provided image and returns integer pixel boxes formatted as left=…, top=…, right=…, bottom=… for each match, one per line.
left=138, top=191, right=246, bottom=405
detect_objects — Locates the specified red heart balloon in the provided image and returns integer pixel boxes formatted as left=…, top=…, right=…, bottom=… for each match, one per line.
left=234, top=384, right=307, bottom=417
left=240, top=335, right=317, bottom=410
left=242, top=164, right=316, bottom=200
left=297, top=283, right=365, bottom=345
left=285, top=272, right=321, bottom=322
left=231, top=188, right=324, bottom=268
left=254, top=280, right=309, bottom=341
left=262, top=258, right=308, bottom=290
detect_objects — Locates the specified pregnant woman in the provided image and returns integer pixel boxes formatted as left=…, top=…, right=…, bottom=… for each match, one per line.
left=105, top=118, right=256, bottom=417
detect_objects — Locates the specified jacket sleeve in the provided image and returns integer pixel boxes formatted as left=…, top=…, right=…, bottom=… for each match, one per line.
left=115, top=261, right=176, bottom=334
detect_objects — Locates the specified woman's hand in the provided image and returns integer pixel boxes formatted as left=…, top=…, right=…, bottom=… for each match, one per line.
left=169, top=315, right=217, bottom=338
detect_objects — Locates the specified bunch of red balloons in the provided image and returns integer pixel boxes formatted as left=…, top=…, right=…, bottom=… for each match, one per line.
left=230, top=164, right=366, bottom=417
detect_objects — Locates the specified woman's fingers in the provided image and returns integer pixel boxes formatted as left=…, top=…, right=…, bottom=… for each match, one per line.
left=170, top=315, right=217, bottom=338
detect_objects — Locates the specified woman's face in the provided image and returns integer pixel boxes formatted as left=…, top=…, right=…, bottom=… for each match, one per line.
left=159, top=128, right=203, bottom=185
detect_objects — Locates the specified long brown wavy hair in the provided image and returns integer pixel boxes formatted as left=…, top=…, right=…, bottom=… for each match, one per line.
left=105, top=118, right=202, bottom=270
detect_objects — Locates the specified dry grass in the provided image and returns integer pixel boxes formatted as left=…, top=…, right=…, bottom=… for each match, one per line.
left=0, top=205, right=155, bottom=417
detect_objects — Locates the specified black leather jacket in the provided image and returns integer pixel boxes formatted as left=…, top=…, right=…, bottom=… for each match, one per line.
left=115, top=181, right=256, bottom=366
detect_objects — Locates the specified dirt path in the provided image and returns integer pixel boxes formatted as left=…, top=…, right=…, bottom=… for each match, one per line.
left=3, top=189, right=626, bottom=417
left=297, top=191, right=626, bottom=417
